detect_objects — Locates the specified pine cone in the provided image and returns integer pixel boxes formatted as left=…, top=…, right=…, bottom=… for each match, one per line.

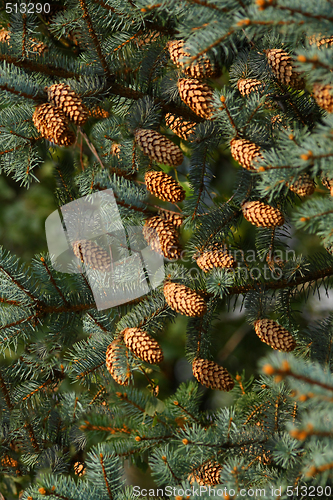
left=143, top=216, right=182, bottom=260
left=31, top=39, right=48, bottom=55
left=72, top=240, right=111, bottom=271
left=32, top=103, right=75, bottom=146
left=87, top=105, right=110, bottom=118
left=254, top=319, right=296, bottom=352
left=242, top=201, right=284, bottom=228
left=168, top=40, right=217, bottom=79
left=122, top=327, right=163, bottom=364
left=73, top=461, right=86, bottom=476
left=266, top=49, right=305, bottom=89
left=238, top=78, right=265, bottom=96
left=46, top=83, right=88, bottom=125
left=230, top=138, right=263, bottom=170
left=145, top=170, right=186, bottom=203
left=192, top=358, right=234, bottom=391
left=287, top=173, right=315, bottom=197
left=105, top=340, right=130, bottom=386
left=134, top=129, right=183, bottom=167
left=0, top=28, right=10, bottom=43
left=313, top=84, right=333, bottom=113
left=322, top=176, right=333, bottom=196
left=165, top=113, right=196, bottom=140
left=163, top=282, right=207, bottom=317
left=188, top=461, right=222, bottom=486
left=1, top=455, right=18, bottom=468
left=308, top=35, right=333, bottom=48
left=177, top=78, right=214, bottom=120
left=196, top=247, right=236, bottom=272
left=158, top=210, right=183, bottom=228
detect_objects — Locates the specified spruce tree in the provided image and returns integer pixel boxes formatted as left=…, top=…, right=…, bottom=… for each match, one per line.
left=0, top=1, right=333, bottom=499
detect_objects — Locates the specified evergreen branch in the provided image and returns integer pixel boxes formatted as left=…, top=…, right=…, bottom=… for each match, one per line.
left=0, top=83, right=41, bottom=102
left=185, top=0, right=229, bottom=12
left=40, top=257, right=69, bottom=306
left=79, top=0, right=112, bottom=78
left=25, top=421, right=40, bottom=451
left=188, top=31, right=235, bottom=63
left=297, top=54, right=332, bottom=72
left=300, top=210, right=333, bottom=221
left=55, top=166, right=75, bottom=202
left=21, top=379, right=55, bottom=402
left=89, top=385, right=106, bottom=405
left=0, top=369, right=13, bottom=410
left=115, top=391, right=168, bottom=426
left=80, top=421, right=131, bottom=434
left=306, top=462, right=333, bottom=477
left=173, top=400, right=201, bottom=425
left=0, top=297, right=23, bottom=306
left=0, top=265, right=36, bottom=301
left=0, top=53, right=77, bottom=78
left=0, top=314, right=35, bottom=331
left=76, top=361, right=105, bottom=380
left=238, top=18, right=305, bottom=27
left=220, top=96, right=240, bottom=135
left=256, top=1, right=333, bottom=22
left=161, top=455, right=181, bottom=483
left=22, top=14, right=27, bottom=58
left=192, top=151, right=208, bottom=220
left=99, top=452, right=114, bottom=499
left=263, top=361, right=333, bottom=393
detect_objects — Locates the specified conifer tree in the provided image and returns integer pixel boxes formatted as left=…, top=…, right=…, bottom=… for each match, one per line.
left=0, top=1, right=333, bottom=499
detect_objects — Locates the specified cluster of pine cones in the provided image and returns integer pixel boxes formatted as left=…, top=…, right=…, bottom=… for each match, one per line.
left=32, top=83, right=88, bottom=146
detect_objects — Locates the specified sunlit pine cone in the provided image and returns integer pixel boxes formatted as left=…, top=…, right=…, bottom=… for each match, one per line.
left=134, top=129, right=183, bottom=167
left=163, top=282, right=207, bottom=317
left=192, top=358, right=234, bottom=391
left=242, top=201, right=284, bottom=228
left=266, top=49, right=305, bottom=89
left=145, top=170, right=185, bottom=203
left=157, top=210, right=183, bottom=228
left=196, top=247, right=236, bottom=272
left=168, top=39, right=217, bottom=79
left=72, top=239, right=111, bottom=271
left=237, top=78, right=265, bottom=96
left=313, top=84, right=333, bottom=113
left=230, top=138, right=263, bottom=170
left=122, top=327, right=163, bottom=364
left=0, top=28, right=10, bottom=43
left=254, top=319, right=296, bottom=352
left=143, top=216, right=182, bottom=260
left=31, top=39, right=48, bottom=54
left=177, top=78, right=214, bottom=120
left=322, top=176, right=333, bottom=196
left=188, top=461, right=222, bottom=486
left=105, top=340, right=130, bottom=386
left=165, top=113, right=196, bottom=140
left=32, top=103, right=75, bottom=146
left=287, top=173, right=315, bottom=197
left=74, top=461, right=86, bottom=476
left=46, top=83, right=88, bottom=125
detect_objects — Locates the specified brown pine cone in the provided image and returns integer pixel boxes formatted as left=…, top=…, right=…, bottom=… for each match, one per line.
left=74, top=461, right=86, bottom=476
left=72, top=240, right=111, bottom=271
left=158, top=210, right=183, bottom=228
left=313, top=84, right=333, bottom=113
left=192, top=358, right=234, bottom=391
left=308, top=35, right=333, bottom=48
left=32, top=103, right=75, bottom=146
left=134, top=129, right=183, bottom=167
left=165, top=113, right=196, bottom=140
left=230, top=138, right=263, bottom=170
left=254, top=319, right=296, bottom=352
left=178, top=78, right=214, bottom=120
left=46, top=83, right=88, bottom=125
left=188, top=461, right=222, bottom=486
left=31, top=39, right=48, bottom=55
left=287, top=173, right=315, bottom=197
left=122, top=327, right=163, bottom=364
left=242, top=201, right=284, bottom=228
left=168, top=40, right=217, bottom=79
left=163, top=282, right=207, bottom=317
left=105, top=340, right=130, bottom=386
left=143, top=216, right=182, bottom=260
left=87, top=105, right=110, bottom=118
left=322, top=176, right=333, bottom=196
left=1, top=455, right=18, bottom=468
left=266, top=49, right=305, bottom=89
left=196, top=247, right=236, bottom=272
left=0, top=28, right=10, bottom=43
left=145, top=170, right=186, bottom=203
left=237, top=78, right=265, bottom=96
